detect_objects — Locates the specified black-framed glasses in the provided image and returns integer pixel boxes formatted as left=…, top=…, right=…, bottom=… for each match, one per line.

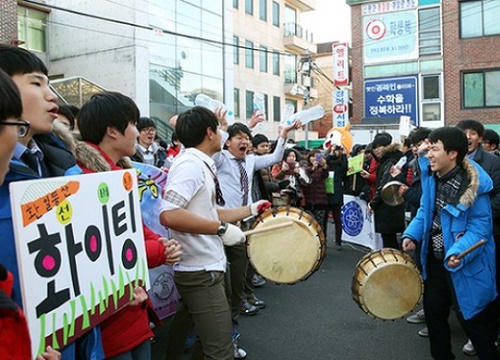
left=0, top=119, right=30, bottom=138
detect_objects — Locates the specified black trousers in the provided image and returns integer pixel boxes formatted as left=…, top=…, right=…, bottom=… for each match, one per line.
left=424, top=256, right=499, bottom=360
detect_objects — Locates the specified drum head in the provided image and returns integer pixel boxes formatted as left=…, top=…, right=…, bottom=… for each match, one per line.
left=247, top=207, right=325, bottom=284
left=352, top=249, right=423, bottom=320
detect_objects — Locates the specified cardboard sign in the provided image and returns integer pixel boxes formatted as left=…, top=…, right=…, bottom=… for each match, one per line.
left=10, top=170, right=149, bottom=357
left=347, top=153, right=365, bottom=176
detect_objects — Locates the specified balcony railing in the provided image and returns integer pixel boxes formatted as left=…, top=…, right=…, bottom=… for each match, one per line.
left=283, top=22, right=314, bottom=43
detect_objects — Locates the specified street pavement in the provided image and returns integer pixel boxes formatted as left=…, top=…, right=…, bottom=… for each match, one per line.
left=153, top=223, right=482, bottom=360
left=235, top=230, right=475, bottom=360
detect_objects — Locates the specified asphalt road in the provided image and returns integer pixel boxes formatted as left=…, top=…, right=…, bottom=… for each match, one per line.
left=235, top=236, right=474, bottom=360
left=152, top=224, right=480, bottom=360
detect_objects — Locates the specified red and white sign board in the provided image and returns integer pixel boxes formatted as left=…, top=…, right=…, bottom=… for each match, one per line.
left=333, top=89, right=350, bottom=128
left=333, top=42, right=349, bottom=86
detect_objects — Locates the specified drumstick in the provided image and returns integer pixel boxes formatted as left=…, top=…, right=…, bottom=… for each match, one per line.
left=243, top=221, right=294, bottom=236
left=456, top=239, right=486, bottom=260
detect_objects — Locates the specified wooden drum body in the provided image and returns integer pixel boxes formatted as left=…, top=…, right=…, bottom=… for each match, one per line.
left=351, top=248, right=423, bottom=320
left=247, top=207, right=325, bottom=284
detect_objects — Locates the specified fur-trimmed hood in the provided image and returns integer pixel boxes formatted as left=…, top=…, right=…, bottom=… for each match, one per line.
left=50, top=120, right=77, bottom=154
left=378, top=143, right=402, bottom=161
left=458, top=158, right=484, bottom=208
left=73, top=135, right=133, bottom=172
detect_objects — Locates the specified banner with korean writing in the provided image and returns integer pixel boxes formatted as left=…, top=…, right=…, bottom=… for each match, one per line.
left=332, top=89, right=350, bottom=128
left=10, top=170, right=149, bottom=358
left=364, top=76, right=418, bottom=125
left=333, top=42, right=349, bottom=86
left=363, top=10, right=418, bottom=64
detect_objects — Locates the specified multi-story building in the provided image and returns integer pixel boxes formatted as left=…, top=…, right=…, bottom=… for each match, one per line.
left=231, top=0, right=319, bottom=139
left=5, top=0, right=325, bottom=141
left=347, top=0, right=500, bottom=132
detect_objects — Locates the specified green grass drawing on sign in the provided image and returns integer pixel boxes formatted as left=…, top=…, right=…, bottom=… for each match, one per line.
left=90, top=283, right=96, bottom=315
left=111, top=279, right=118, bottom=309
left=69, top=300, right=76, bottom=337
left=63, top=313, right=69, bottom=345
left=119, top=268, right=125, bottom=297
left=52, top=312, right=59, bottom=349
left=79, top=296, right=90, bottom=330
left=38, top=313, right=46, bottom=355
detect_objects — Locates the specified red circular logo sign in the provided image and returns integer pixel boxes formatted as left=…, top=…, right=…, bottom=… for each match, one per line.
left=333, top=104, right=348, bottom=114
left=366, top=19, right=386, bottom=41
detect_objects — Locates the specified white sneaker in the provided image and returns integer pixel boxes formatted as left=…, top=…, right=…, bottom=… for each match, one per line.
left=406, top=309, right=426, bottom=324
left=418, top=327, right=429, bottom=337
left=233, top=343, right=247, bottom=359
left=232, top=333, right=247, bottom=359
left=463, top=339, right=476, bottom=356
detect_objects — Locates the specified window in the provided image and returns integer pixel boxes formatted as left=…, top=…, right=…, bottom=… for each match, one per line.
left=234, top=88, right=240, bottom=117
left=463, top=70, right=500, bottom=108
left=419, top=7, right=441, bottom=56
left=260, top=0, right=267, bottom=21
left=246, top=0, right=253, bottom=15
left=273, top=96, right=281, bottom=122
left=421, top=75, right=442, bottom=122
left=233, top=0, right=238, bottom=9
left=285, top=99, right=297, bottom=113
left=245, top=40, right=254, bottom=69
left=272, top=1, right=280, bottom=27
left=272, top=51, right=280, bottom=76
left=284, top=54, right=297, bottom=83
left=17, top=6, right=47, bottom=52
left=260, top=46, right=268, bottom=73
left=233, top=36, right=239, bottom=64
left=460, top=0, right=500, bottom=38
left=246, top=90, right=255, bottom=118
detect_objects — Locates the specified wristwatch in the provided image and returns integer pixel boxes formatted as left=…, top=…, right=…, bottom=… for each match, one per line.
left=217, top=221, right=228, bottom=236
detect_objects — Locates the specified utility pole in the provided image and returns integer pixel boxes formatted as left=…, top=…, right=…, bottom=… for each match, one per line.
left=301, top=49, right=312, bottom=149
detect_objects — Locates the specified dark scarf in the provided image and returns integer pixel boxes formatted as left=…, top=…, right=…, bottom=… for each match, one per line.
left=431, top=165, right=465, bottom=259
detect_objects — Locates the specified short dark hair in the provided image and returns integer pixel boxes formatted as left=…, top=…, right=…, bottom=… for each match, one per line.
left=409, top=127, right=432, bottom=145
left=136, top=117, right=156, bottom=132
left=252, top=134, right=269, bottom=148
left=403, top=138, right=412, bottom=148
left=78, top=92, right=140, bottom=145
left=484, top=129, right=500, bottom=147
left=0, top=44, right=48, bottom=76
left=428, top=126, right=468, bottom=165
left=0, top=69, right=22, bottom=125
left=57, top=105, right=75, bottom=130
left=456, top=119, right=485, bottom=137
left=66, top=105, right=80, bottom=118
left=175, top=106, right=219, bottom=148
left=227, top=122, right=252, bottom=140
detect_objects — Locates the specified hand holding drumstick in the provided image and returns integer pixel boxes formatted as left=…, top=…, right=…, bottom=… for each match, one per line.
left=447, top=239, right=486, bottom=269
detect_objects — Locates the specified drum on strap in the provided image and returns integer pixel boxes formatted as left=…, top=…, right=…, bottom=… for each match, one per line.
left=351, top=248, right=423, bottom=320
left=247, top=206, right=325, bottom=284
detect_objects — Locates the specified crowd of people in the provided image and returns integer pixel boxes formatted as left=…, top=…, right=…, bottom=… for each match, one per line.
left=1, top=43, right=500, bottom=360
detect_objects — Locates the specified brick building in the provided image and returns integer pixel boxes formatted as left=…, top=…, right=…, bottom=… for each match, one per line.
left=0, top=0, right=18, bottom=45
left=347, top=0, right=500, bottom=129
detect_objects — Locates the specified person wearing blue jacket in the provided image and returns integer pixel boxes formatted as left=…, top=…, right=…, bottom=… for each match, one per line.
left=402, top=126, right=498, bottom=360
left=0, top=44, right=103, bottom=360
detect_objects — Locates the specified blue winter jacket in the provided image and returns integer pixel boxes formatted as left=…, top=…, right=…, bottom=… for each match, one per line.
left=403, top=157, right=497, bottom=320
left=0, top=130, right=103, bottom=359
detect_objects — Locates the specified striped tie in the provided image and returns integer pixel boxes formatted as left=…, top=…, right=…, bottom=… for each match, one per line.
left=236, top=159, right=249, bottom=206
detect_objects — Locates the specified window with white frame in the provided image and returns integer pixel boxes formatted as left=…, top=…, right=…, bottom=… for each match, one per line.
left=418, top=7, right=441, bottom=56
left=421, top=74, right=442, bottom=122
left=17, top=6, right=47, bottom=53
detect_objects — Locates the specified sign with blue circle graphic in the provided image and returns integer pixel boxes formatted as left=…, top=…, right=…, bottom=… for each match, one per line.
left=341, top=201, right=364, bottom=237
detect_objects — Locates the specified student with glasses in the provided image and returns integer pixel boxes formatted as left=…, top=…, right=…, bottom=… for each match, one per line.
left=0, top=45, right=102, bottom=359
left=159, top=106, right=271, bottom=360
left=0, top=66, right=61, bottom=360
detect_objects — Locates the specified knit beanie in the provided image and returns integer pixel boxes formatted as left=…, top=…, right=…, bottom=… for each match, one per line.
left=371, top=133, right=392, bottom=148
